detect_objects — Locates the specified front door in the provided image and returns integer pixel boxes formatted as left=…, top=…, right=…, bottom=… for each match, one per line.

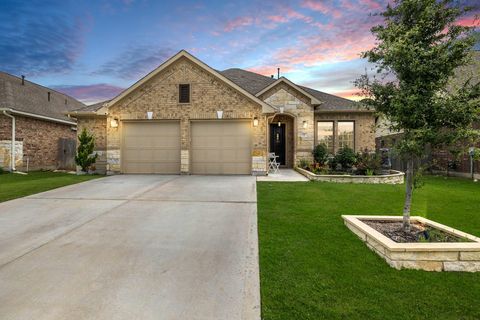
left=270, top=123, right=286, bottom=165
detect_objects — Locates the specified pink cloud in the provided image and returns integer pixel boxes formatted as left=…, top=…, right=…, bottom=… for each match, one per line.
left=224, top=16, right=254, bottom=32
left=359, top=0, right=382, bottom=10
left=301, top=0, right=342, bottom=18
left=53, top=84, right=125, bottom=104
left=267, top=15, right=290, bottom=23
left=455, top=16, right=479, bottom=27
left=332, top=88, right=365, bottom=101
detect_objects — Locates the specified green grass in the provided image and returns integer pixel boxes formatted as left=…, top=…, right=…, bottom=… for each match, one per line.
left=257, top=176, right=480, bottom=320
left=0, top=171, right=102, bottom=202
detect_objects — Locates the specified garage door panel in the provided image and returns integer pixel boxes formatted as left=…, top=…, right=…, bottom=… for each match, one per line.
left=122, top=122, right=180, bottom=174
left=191, top=121, right=251, bottom=175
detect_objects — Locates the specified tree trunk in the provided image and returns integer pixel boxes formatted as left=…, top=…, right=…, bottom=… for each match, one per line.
left=403, top=157, right=414, bottom=231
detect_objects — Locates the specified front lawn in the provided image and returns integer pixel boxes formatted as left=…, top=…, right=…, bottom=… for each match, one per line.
left=0, top=171, right=102, bottom=202
left=257, top=176, right=480, bottom=320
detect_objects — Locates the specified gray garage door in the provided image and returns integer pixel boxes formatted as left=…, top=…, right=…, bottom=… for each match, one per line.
left=122, top=121, right=180, bottom=174
left=191, top=121, right=251, bottom=175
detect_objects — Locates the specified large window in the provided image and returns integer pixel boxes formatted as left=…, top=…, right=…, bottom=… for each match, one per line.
left=338, top=121, right=354, bottom=150
left=317, top=121, right=334, bottom=153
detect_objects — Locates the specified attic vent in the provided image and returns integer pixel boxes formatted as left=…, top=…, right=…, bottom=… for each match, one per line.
left=48, top=92, right=51, bottom=101
left=179, top=84, right=190, bottom=103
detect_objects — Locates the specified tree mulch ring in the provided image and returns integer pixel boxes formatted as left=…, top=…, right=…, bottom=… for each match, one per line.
left=361, top=220, right=471, bottom=243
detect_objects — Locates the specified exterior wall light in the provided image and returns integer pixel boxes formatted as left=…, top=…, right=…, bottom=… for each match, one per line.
left=216, top=110, right=224, bottom=119
left=278, top=121, right=282, bottom=127
left=303, top=120, right=308, bottom=129
left=110, top=118, right=119, bottom=128
left=279, top=106, right=285, bottom=113
left=253, top=117, right=259, bottom=127
left=147, top=111, right=153, bottom=120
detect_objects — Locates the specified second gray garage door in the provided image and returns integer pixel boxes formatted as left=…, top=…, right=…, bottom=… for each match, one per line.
left=191, top=121, right=251, bottom=175
left=122, top=121, right=180, bottom=174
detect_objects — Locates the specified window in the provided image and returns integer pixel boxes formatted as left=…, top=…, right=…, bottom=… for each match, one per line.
left=179, top=84, right=190, bottom=103
left=317, top=121, right=334, bottom=153
left=338, top=121, right=354, bottom=150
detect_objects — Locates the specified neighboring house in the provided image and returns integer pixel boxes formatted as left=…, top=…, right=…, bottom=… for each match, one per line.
left=70, top=50, right=375, bottom=175
left=375, top=50, right=480, bottom=177
left=0, top=72, right=85, bottom=171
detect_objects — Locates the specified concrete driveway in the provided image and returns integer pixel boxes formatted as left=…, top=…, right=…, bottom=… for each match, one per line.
left=0, top=175, right=260, bottom=320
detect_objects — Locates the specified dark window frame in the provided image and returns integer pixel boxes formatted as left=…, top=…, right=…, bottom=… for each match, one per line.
left=179, top=84, right=191, bottom=104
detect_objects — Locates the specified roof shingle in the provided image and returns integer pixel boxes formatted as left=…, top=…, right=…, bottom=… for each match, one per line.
left=221, top=68, right=361, bottom=111
left=0, top=72, right=85, bottom=122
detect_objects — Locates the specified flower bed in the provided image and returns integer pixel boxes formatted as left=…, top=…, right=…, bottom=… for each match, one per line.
left=296, top=167, right=405, bottom=184
left=343, top=215, right=480, bottom=272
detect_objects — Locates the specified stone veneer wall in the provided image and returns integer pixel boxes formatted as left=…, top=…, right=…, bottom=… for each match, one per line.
left=315, top=112, right=375, bottom=153
left=259, top=83, right=315, bottom=165
left=343, top=216, right=480, bottom=272
left=76, top=117, right=107, bottom=173
left=296, top=167, right=405, bottom=184
left=0, top=115, right=76, bottom=170
left=104, top=57, right=267, bottom=175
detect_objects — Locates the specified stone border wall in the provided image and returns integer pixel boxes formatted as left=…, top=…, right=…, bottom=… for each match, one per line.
left=342, top=215, right=480, bottom=272
left=296, top=167, right=405, bottom=184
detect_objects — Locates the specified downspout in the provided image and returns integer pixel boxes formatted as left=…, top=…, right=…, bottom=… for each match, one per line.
left=2, top=110, right=15, bottom=171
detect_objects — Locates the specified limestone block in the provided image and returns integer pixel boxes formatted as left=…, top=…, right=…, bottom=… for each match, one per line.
left=459, top=251, right=480, bottom=261
left=443, top=261, right=480, bottom=272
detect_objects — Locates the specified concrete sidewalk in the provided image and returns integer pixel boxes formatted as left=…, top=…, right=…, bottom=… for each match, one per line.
left=0, top=175, right=260, bottom=320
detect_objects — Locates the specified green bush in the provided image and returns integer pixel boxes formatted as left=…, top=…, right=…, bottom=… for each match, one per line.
left=312, top=144, right=329, bottom=165
left=356, top=150, right=381, bottom=175
left=334, top=146, right=357, bottom=170
left=298, top=158, right=310, bottom=169
left=75, top=128, right=98, bottom=172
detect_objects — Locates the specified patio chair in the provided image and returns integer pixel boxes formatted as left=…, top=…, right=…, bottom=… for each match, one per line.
left=268, top=152, right=280, bottom=174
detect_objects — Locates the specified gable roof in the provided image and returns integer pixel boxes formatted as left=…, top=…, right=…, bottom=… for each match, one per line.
left=254, top=77, right=322, bottom=105
left=221, top=68, right=362, bottom=111
left=0, top=71, right=84, bottom=123
left=105, top=50, right=276, bottom=113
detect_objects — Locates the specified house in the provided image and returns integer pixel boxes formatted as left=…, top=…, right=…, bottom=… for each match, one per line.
left=70, top=50, right=375, bottom=175
left=375, top=50, right=480, bottom=177
left=0, top=72, right=85, bottom=171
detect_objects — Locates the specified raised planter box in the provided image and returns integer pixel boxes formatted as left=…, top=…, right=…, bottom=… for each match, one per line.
left=342, top=215, right=480, bottom=272
left=296, top=167, right=405, bottom=184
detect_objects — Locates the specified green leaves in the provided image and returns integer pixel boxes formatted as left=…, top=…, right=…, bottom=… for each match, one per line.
left=357, top=0, right=479, bottom=158
left=75, top=128, right=98, bottom=172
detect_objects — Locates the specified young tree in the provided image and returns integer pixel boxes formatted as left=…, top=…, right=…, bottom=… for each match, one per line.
left=356, top=0, right=480, bottom=231
left=75, top=128, right=98, bottom=172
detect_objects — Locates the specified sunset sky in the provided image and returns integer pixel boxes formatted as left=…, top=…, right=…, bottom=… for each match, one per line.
left=1, top=0, right=478, bottom=104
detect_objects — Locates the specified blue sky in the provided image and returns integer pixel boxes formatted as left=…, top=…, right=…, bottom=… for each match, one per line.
left=1, top=0, right=478, bottom=104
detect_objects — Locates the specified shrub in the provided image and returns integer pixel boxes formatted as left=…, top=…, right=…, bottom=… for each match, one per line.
left=356, top=150, right=381, bottom=175
left=75, top=128, right=98, bottom=172
left=298, top=158, right=310, bottom=169
left=312, top=144, right=329, bottom=165
left=334, top=146, right=357, bottom=170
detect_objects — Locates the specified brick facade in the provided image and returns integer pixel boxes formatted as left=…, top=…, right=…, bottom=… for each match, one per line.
left=75, top=55, right=376, bottom=175
left=78, top=57, right=267, bottom=174
left=0, top=115, right=76, bottom=170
